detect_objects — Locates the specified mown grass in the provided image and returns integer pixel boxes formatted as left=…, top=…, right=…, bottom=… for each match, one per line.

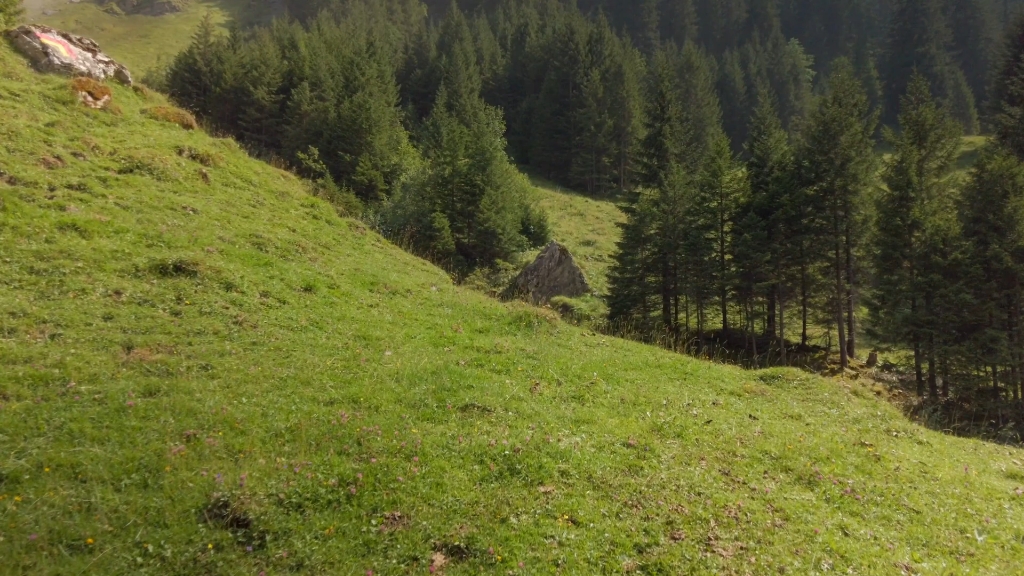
left=2, top=44, right=1024, bottom=575
left=30, top=0, right=255, bottom=77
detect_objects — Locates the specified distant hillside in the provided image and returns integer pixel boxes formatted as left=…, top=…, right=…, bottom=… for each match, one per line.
left=27, top=0, right=266, bottom=74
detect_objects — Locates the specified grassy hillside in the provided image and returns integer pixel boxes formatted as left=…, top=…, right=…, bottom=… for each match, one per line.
left=2, top=44, right=1024, bottom=576
left=28, top=0, right=256, bottom=75
left=528, top=179, right=623, bottom=295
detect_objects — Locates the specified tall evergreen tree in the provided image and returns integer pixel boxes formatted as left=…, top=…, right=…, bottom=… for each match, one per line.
left=872, top=73, right=963, bottom=396
left=717, top=49, right=750, bottom=151
left=960, top=145, right=1024, bottom=403
left=637, top=47, right=689, bottom=189
left=800, top=59, right=878, bottom=368
left=883, top=0, right=978, bottom=132
left=697, top=134, right=746, bottom=333
left=992, top=14, right=1024, bottom=160
left=745, top=92, right=796, bottom=359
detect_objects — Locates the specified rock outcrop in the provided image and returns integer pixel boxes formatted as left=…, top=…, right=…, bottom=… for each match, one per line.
left=509, top=241, right=591, bottom=304
left=6, top=25, right=132, bottom=86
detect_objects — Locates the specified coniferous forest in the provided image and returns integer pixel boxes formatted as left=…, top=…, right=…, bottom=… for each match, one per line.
left=161, top=0, right=1024, bottom=434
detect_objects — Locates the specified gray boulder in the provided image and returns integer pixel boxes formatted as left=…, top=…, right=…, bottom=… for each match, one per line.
left=509, top=241, right=591, bottom=304
left=6, top=25, right=132, bottom=85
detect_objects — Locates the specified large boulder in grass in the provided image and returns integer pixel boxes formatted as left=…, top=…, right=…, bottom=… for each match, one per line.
left=509, top=241, right=591, bottom=304
left=5, top=25, right=132, bottom=85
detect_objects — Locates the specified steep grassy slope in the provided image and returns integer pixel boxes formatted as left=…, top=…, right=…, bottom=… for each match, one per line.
left=2, top=45, right=1024, bottom=575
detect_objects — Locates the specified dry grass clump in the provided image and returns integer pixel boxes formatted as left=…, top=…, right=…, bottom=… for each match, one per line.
left=71, top=77, right=112, bottom=101
left=71, top=77, right=115, bottom=111
left=141, top=106, right=198, bottom=130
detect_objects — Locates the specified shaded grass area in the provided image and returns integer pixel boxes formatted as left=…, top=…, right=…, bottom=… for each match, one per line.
left=30, top=0, right=264, bottom=77
left=2, top=46, right=1024, bottom=575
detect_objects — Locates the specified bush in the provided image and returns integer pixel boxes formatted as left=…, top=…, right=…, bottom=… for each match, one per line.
left=463, top=260, right=522, bottom=298
left=141, top=106, right=198, bottom=130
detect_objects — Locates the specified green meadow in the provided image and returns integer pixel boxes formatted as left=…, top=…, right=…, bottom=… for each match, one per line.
left=1, top=40, right=1024, bottom=576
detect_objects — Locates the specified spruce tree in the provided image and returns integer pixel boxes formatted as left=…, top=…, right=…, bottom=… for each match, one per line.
left=675, top=42, right=725, bottom=173
left=992, top=14, right=1024, bottom=160
left=872, top=73, right=963, bottom=396
left=608, top=188, right=660, bottom=330
left=637, top=47, right=688, bottom=189
left=959, top=146, right=1024, bottom=403
left=697, top=134, right=746, bottom=333
left=745, top=92, right=796, bottom=358
left=800, top=59, right=878, bottom=368
left=167, top=14, right=230, bottom=120
left=662, top=0, right=698, bottom=47
left=947, top=0, right=996, bottom=108
left=717, top=50, right=750, bottom=152
left=883, top=0, right=978, bottom=132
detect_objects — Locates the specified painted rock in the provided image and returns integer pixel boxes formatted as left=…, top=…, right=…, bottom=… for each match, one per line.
left=5, top=25, right=132, bottom=85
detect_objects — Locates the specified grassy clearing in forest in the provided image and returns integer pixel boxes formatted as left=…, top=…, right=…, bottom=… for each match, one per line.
left=528, top=178, right=624, bottom=295
left=2, top=45, right=1024, bottom=574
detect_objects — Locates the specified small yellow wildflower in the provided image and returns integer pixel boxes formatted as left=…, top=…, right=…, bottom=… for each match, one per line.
left=86, top=538, right=94, bottom=545
left=208, top=543, right=213, bottom=549
left=14, top=496, right=22, bottom=502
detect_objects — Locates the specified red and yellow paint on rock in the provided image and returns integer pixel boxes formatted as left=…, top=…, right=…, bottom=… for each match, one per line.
left=36, top=32, right=80, bottom=61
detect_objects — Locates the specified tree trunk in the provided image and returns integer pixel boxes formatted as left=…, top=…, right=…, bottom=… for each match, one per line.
left=834, top=230, right=848, bottom=369
left=928, top=333, right=938, bottom=398
left=750, top=300, right=758, bottom=358
left=767, top=287, right=777, bottom=338
left=1009, top=302, right=1018, bottom=405
left=801, top=262, right=809, bottom=348
left=720, top=206, right=729, bottom=333
left=845, top=231, right=856, bottom=360
left=779, top=285, right=787, bottom=365
left=662, top=257, right=673, bottom=337
left=993, top=364, right=1000, bottom=401
left=914, top=339, right=924, bottom=397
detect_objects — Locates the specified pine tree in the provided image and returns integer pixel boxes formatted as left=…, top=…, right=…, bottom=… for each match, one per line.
left=675, top=42, right=725, bottom=173
left=947, top=0, right=996, bottom=109
left=637, top=47, right=688, bottom=189
left=530, top=11, right=589, bottom=182
left=800, top=59, right=878, bottom=368
left=992, top=14, right=1024, bottom=160
left=608, top=188, right=660, bottom=329
left=606, top=38, right=645, bottom=191
left=745, top=92, right=796, bottom=359
left=167, top=14, right=230, bottom=119
left=959, top=146, right=1024, bottom=403
left=662, top=0, right=698, bottom=47
left=717, top=50, right=750, bottom=152
left=697, top=134, right=746, bottom=333
left=883, top=0, right=978, bottom=132
left=872, top=73, right=963, bottom=396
